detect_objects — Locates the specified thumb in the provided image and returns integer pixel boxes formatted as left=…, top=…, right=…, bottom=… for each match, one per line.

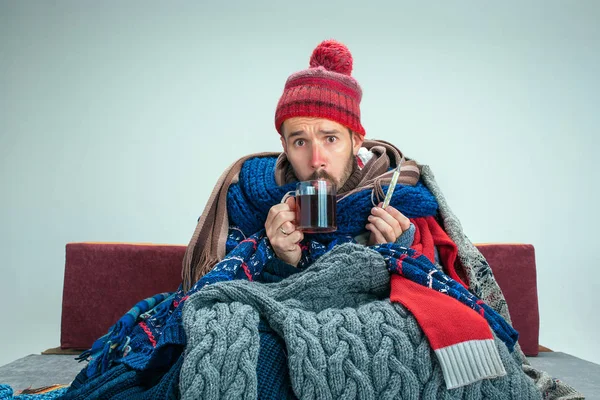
left=285, top=196, right=297, bottom=210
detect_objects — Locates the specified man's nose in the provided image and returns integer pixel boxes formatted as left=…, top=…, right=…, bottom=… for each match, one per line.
left=310, top=144, right=326, bottom=170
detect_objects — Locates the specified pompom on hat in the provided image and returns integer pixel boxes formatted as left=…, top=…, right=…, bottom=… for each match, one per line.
left=275, top=39, right=366, bottom=136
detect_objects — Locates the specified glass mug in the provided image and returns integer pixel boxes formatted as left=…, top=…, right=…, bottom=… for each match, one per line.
left=282, top=180, right=337, bottom=233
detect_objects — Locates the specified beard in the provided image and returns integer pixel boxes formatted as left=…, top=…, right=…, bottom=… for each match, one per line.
left=308, top=149, right=355, bottom=189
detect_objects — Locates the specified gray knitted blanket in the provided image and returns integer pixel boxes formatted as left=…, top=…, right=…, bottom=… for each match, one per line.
left=180, top=243, right=541, bottom=400
left=180, top=164, right=583, bottom=400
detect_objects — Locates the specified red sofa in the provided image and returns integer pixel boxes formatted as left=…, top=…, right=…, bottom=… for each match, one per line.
left=60, top=242, right=540, bottom=356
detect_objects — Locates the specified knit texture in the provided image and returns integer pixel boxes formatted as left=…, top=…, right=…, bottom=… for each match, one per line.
left=257, top=319, right=297, bottom=399
left=391, top=275, right=506, bottom=389
left=78, top=292, right=174, bottom=377
left=274, top=140, right=421, bottom=196
left=378, top=243, right=518, bottom=352
left=181, top=243, right=541, bottom=400
left=22, top=155, right=579, bottom=400
left=62, top=355, right=183, bottom=400
left=0, top=386, right=68, bottom=400
left=275, top=40, right=365, bottom=136
left=183, top=140, right=419, bottom=289
left=227, top=157, right=518, bottom=355
left=419, top=165, right=584, bottom=399
left=227, top=157, right=438, bottom=241
left=61, top=154, right=519, bottom=399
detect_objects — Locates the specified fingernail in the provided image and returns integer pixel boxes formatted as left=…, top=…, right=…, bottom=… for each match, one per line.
left=372, top=207, right=379, bottom=213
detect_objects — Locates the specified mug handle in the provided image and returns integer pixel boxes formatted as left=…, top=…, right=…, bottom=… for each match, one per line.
left=281, top=191, right=295, bottom=204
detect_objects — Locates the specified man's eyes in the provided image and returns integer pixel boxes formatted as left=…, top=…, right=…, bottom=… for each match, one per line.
left=293, top=136, right=337, bottom=147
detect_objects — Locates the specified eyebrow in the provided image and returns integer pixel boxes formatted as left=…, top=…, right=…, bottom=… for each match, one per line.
left=287, top=129, right=342, bottom=140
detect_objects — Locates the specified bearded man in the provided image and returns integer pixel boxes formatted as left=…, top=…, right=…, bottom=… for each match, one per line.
left=64, top=40, right=582, bottom=400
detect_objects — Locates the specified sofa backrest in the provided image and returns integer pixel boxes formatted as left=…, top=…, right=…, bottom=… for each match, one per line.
left=60, top=242, right=539, bottom=356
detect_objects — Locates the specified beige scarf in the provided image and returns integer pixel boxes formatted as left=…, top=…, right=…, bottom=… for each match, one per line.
left=181, top=140, right=420, bottom=291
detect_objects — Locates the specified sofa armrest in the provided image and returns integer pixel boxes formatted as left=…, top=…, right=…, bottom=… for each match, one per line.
left=474, top=243, right=540, bottom=356
left=60, top=242, right=186, bottom=349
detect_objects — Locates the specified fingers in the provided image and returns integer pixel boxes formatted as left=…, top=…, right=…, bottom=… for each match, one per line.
left=266, top=198, right=297, bottom=228
left=265, top=200, right=302, bottom=250
left=369, top=207, right=401, bottom=242
left=379, top=204, right=411, bottom=232
left=366, top=204, right=410, bottom=244
left=266, top=204, right=295, bottom=237
left=279, top=221, right=295, bottom=236
left=271, top=229, right=304, bottom=266
left=285, top=196, right=296, bottom=210
left=264, top=198, right=303, bottom=267
left=367, top=216, right=398, bottom=243
left=277, top=231, right=304, bottom=251
left=270, top=211, right=296, bottom=235
left=265, top=203, right=291, bottom=230
left=366, top=223, right=387, bottom=245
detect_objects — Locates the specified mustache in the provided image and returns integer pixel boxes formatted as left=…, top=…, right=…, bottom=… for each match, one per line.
left=308, top=170, right=336, bottom=184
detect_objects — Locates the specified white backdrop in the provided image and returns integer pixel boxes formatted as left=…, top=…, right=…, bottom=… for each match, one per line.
left=1, top=1, right=598, bottom=368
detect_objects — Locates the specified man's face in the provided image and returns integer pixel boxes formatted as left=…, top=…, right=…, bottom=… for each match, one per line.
left=281, top=117, right=364, bottom=189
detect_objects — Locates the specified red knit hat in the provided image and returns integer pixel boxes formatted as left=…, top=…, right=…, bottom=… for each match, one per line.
left=275, top=40, right=366, bottom=136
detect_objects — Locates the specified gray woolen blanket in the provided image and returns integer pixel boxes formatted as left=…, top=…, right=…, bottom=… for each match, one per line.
left=180, top=243, right=541, bottom=400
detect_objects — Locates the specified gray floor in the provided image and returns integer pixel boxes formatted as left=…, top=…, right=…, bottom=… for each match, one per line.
left=0, top=352, right=598, bottom=397
left=528, top=352, right=600, bottom=399
left=0, top=354, right=86, bottom=392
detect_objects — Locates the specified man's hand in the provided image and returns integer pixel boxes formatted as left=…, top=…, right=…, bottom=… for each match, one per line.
left=265, top=197, right=304, bottom=267
left=366, top=203, right=411, bottom=245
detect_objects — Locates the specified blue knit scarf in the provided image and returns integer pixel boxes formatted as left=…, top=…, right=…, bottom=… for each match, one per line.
left=67, top=156, right=517, bottom=399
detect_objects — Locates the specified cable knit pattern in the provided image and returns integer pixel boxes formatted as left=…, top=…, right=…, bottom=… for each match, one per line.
left=179, top=302, right=259, bottom=400
left=181, top=243, right=541, bottom=400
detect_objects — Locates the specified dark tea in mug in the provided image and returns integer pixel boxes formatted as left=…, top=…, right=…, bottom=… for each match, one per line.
left=296, top=193, right=337, bottom=233
left=294, top=180, right=337, bottom=233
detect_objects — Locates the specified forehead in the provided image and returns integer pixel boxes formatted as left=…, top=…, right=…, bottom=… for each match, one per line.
left=282, top=117, right=346, bottom=136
